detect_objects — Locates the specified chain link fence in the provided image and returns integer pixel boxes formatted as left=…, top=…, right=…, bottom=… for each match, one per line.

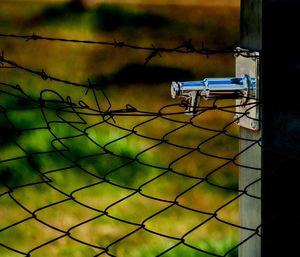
left=0, top=9, right=261, bottom=255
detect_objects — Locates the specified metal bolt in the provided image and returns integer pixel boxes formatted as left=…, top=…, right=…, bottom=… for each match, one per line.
left=234, top=114, right=240, bottom=124
left=251, top=120, right=258, bottom=130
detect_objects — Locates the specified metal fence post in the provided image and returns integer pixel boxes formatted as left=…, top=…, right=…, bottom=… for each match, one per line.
left=239, top=1, right=262, bottom=257
left=240, top=1, right=300, bottom=256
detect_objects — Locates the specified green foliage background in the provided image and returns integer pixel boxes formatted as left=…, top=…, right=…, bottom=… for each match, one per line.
left=0, top=1, right=240, bottom=256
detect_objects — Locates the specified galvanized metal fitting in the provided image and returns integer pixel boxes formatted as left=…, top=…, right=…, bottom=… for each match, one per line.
left=170, top=47, right=260, bottom=130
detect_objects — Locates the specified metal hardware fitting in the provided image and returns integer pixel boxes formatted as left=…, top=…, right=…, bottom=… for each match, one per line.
left=171, top=47, right=260, bottom=130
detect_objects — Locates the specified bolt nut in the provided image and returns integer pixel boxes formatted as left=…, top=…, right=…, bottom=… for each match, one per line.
left=251, top=120, right=258, bottom=130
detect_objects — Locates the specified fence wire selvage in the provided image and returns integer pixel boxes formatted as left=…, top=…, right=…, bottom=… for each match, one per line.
left=0, top=34, right=261, bottom=257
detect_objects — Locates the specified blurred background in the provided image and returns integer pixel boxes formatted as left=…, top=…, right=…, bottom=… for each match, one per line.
left=0, top=0, right=241, bottom=256
left=0, top=0, right=240, bottom=107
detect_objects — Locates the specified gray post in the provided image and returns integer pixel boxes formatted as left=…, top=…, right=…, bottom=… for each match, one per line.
left=238, top=1, right=262, bottom=257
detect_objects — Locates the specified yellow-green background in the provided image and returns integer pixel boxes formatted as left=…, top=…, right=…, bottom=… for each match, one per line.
left=0, top=1, right=240, bottom=256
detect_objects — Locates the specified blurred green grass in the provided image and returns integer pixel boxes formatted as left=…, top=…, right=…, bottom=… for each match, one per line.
left=0, top=1, right=240, bottom=256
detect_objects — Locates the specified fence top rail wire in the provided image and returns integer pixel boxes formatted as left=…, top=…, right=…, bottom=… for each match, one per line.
left=0, top=33, right=260, bottom=64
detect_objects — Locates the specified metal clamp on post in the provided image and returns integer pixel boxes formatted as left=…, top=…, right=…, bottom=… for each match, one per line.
left=171, top=48, right=260, bottom=130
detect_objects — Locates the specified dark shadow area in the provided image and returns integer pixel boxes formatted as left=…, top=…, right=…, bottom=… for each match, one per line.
left=28, top=0, right=87, bottom=25
left=94, top=63, right=195, bottom=88
left=93, top=4, right=173, bottom=32
left=43, top=1, right=86, bottom=18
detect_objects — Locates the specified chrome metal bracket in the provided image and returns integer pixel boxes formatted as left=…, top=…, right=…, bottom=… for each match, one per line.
left=235, top=48, right=260, bottom=130
left=170, top=47, right=260, bottom=130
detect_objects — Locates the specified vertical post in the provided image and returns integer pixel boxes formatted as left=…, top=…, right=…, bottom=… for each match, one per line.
left=238, top=1, right=262, bottom=257
left=262, top=1, right=300, bottom=256
left=240, top=1, right=300, bottom=256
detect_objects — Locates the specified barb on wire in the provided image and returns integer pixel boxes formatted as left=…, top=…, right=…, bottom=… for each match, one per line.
left=0, top=33, right=259, bottom=64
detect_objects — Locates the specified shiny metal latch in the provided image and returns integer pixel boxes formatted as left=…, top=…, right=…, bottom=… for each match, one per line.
left=171, top=48, right=260, bottom=130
